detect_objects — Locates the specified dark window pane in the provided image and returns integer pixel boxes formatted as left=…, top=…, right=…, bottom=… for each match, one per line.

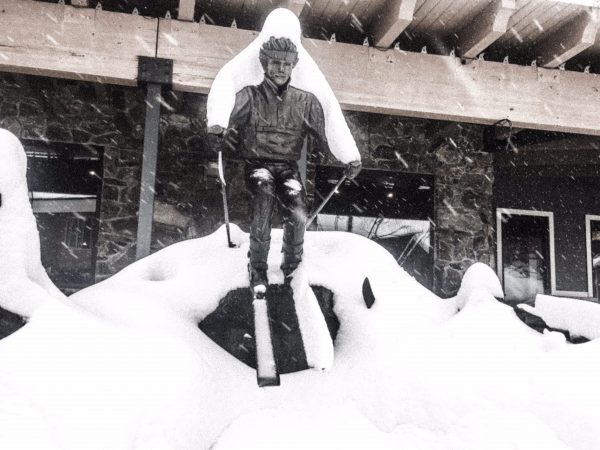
left=501, top=213, right=550, bottom=305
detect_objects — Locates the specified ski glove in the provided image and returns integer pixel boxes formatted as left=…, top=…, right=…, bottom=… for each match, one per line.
left=206, top=126, right=239, bottom=154
left=344, top=160, right=362, bottom=180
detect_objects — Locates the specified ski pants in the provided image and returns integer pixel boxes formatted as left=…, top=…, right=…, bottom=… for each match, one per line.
left=245, top=160, right=307, bottom=273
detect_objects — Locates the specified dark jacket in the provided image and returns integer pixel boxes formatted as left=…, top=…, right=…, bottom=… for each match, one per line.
left=227, top=78, right=329, bottom=161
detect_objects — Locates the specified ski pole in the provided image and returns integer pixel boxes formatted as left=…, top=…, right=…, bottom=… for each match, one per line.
left=218, top=151, right=235, bottom=248
left=306, top=175, right=347, bottom=228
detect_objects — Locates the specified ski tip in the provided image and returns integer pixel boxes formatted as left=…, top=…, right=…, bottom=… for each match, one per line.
left=257, top=374, right=281, bottom=387
left=362, top=277, right=375, bottom=309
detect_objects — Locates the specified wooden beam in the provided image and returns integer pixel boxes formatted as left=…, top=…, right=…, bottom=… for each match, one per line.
left=3, top=1, right=600, bottom=137
left=157, top=20, right=600, bottom=136
left=458, top=0, right=516, bottom=59
left=178, top=0, right=196, bottom=21
left=370, top=0, right=417, bottom=48
left=536, top=8, right=600, bottom=68
left=553, top=0, right=600, bottom=7
left=71, top=0, right=90, bottom=7
left=0, top=0, right=156, bottom=85
left=277, top=0, right=307, bottom=17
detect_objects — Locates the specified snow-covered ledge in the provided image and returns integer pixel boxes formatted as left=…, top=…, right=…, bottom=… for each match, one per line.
left=518, top=293, right=600, bottom=341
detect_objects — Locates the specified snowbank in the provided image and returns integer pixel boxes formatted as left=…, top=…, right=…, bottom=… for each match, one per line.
left=0, top=129, right=65, bottom=317
left=1, top=224, right=600, bottom=449
left=206, top=8, right=360, bottom=164
left=520, top=294, right=600, bottom=340
left=2, top=128, right=600, bottom=449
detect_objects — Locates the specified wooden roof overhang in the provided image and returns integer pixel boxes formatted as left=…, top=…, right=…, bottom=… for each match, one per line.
left=2, top=0, right=600, bottom=135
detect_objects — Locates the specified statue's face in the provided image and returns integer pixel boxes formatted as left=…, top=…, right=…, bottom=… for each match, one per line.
left=263, top=57, right=296, bottom=86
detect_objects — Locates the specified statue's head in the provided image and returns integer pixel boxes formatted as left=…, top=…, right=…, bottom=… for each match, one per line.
left=259, top=37, right=298, bottom=87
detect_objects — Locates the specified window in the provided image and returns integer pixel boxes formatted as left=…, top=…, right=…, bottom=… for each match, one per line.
left=25, top=140, right=103, bottom=293
left=585, top=215, right=600, bottom=300
left=65, top=215, right=94, bottom=249
left=496, top=209, right=555, bottom=305
left=315, top=167, right=434, bottom=288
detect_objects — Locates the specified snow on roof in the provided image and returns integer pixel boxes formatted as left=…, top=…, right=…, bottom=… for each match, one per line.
left=206, top=8, right=361, bottom=164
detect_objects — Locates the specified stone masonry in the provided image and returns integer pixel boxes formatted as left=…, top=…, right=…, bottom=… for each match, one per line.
left=318, top=113, right=494, bottom=296
left=0, top=74, right=145, bottom=280
left=0, top=74, right=493, bottom=296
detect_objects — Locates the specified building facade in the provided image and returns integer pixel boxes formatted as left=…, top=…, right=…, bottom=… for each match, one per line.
left=2, top=0, right=600, bottom=313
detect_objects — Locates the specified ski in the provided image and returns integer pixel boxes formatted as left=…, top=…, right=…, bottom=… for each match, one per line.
left=252, top=287, right=280, bottom=387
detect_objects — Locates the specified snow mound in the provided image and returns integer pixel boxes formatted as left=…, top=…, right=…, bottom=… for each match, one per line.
left=2, top=224, right=600, bottom=449
left=206, top=8, right=360, bottom=164
left=1, top=129, right=598, bottom=448
left=0, top=129, right=64, bottom=317
left=520, top=294, right=600, bottom=340
left=452, top=262, right=504, bottom=311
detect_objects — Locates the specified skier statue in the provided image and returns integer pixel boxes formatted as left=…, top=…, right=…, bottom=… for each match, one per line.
left=206, top=8, right=362, bottom=384
left=207, top=26, right=362, bottom=294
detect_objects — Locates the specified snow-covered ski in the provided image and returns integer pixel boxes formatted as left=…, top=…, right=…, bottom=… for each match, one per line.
left=252, top=286, right=280, bottom=387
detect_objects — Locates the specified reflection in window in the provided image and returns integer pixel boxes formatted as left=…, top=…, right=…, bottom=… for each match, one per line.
left=317, top=214, right=432, bottom=288
left=499, top=213, right=551, bottom=305
left=65, top=215, right=93, bottom=249
left=35, top=209, right=98, bottom=293
left=25, top=140, right=103, bottom=294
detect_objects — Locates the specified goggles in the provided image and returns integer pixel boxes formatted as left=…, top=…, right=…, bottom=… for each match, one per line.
left=259, top=49, right=298, bottom=63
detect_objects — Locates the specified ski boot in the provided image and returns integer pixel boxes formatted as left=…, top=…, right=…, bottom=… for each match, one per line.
left=249, top=265, right=268, bottom=299
left=281, top=265, right=297, bottom=287
left=281, top=243, right=302, bottom=286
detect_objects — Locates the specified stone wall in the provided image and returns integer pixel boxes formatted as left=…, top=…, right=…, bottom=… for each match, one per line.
left=0, top=74, right=145, bottom=280
left=0, top=74, right=494, bottom=296
left=323, top=113, right=494, bottom=296
left=433, top=125, right=494, bottom=296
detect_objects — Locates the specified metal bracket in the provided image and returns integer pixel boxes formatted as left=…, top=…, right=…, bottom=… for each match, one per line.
left=483, top=118, right=516, bottom=153
left=137, top=56, right=173, bottom=86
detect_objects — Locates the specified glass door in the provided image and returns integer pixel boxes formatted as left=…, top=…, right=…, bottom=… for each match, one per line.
left=587, top=217, right=600, bottom=300
left=497, top=210, right=553, bottom=305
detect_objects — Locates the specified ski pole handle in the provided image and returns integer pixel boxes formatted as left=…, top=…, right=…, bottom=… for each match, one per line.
left=306, top=175, right=347, bottom=228
left=218, top=151, right=235, bottom=248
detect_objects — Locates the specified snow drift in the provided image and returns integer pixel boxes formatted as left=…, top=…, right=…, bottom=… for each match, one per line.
left=520, top=293, right=600, bottom=341
left=1, top=220, right=600, bottom=449
left=0, top=129, right=64, bottom=317
left=2, top=130, right=600, bottom=449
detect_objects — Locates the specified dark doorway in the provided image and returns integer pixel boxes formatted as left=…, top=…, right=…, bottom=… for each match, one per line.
left=498, top=211, right=552, bottom=305
left=314, top=167, right=434, bottom=289
left=25, top=140, right=103, bottom=294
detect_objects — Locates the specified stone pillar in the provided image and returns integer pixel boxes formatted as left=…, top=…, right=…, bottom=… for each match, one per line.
left=95, top=145, right=143, bottom=280
left=433, top=123, right=494, bottom=297
left=93, top=88, right=146, bottom=280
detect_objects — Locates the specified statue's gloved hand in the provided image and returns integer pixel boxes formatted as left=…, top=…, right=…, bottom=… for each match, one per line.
left=344, top=160, right=362, bottom=180
left=206, top=125, right=239, bottom=155
left=206, top=125, right=225, bottom=153
left=222, top=128, right=239, bottom=153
